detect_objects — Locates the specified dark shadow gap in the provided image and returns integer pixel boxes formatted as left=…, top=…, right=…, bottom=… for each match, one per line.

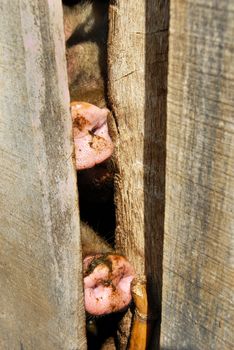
left=78, top=160, right=116, bottom=246
left=144, top=0, right=169, bottom=348
left=86, top=311, right=127, bottom=350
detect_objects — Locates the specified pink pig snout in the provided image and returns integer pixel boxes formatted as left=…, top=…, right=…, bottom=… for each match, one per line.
left=71, top=102, right=114, bottom=170
left=83, top=254, right=135, bottom=316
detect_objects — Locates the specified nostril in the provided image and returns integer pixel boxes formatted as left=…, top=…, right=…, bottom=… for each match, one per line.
left=91, top=120, right=106, bottom=134
left=88, top=130, right=95, bottom=137
left=91, top=126, right=98, bottom=133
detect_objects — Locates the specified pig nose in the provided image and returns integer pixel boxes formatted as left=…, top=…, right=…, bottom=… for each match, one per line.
left=70, top=101, right=114, bottom=170
left=83, top=254, right=135, bottom=316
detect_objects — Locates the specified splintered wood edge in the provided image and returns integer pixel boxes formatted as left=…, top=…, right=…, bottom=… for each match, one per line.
left=131, top=275, right=148, bottom=318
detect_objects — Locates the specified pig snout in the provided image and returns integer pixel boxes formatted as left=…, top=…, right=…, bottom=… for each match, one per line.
left=83, top=254, right=135, bottom=316
left=71, top=101, right=114, bottom=170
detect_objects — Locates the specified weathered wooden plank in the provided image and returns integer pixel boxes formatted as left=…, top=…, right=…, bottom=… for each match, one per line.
left=0, top=1, right=86, bottom=349
left=108, top=1, right=168, bottom=348
left=161, top=0, right=234, bottom=349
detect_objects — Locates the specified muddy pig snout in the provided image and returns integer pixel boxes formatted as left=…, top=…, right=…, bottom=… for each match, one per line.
left=71, top=102, right=114, bottom=170
left=83, top=254, right=135, bottom=316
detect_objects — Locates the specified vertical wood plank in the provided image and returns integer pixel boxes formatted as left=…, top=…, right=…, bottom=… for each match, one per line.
left=0, top=1, right=86, bottom=349
left=161, top=0, right=234, bottom=349
left=109, top=0, right=168, bottom=347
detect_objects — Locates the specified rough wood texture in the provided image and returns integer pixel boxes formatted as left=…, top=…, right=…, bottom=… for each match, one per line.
left=161, top=0, right=234, bottom=349
left=108, top=1, right=168, bottom=348
left=0, top=1, right=86, bottom=349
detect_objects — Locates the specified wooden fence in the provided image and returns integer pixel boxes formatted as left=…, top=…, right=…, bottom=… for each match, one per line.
left=0, top=1, right=86, bottom=349
left=0, top=0, right=233, bottom=349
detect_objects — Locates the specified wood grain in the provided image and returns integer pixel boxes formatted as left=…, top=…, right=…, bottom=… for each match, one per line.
left=0, top=1, right=86, bottom=349
left=161, top=0, right=234, bottom=349
left=108, top=1, right=169, bottom=348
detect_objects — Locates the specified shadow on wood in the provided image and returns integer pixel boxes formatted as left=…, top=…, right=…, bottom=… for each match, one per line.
left=144, top=0, right=169, bottom=348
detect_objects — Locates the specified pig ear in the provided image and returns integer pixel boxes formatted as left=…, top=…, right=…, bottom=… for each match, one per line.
left=70, top=101, right=114, bottom=170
